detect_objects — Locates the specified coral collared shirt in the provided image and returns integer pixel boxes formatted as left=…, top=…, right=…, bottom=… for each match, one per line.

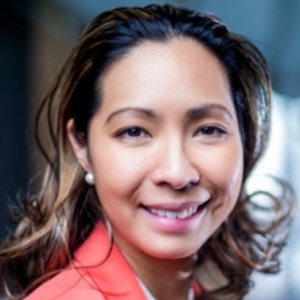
left=25, top=224, right=201, bottom=300
left=25, top=224, right=147, bottom=300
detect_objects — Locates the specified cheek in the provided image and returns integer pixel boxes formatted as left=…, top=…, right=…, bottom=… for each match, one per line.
left=206, top=143, right=244, bottom=214
left=89, top=144, right=149, bottom=202
left=222, top=156, right=243, bottom=196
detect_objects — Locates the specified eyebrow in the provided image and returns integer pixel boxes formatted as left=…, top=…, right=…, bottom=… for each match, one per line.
left=105, top=103, right=233, bottom=124
left=186, top=104, right=233, bottom=120
left=105, top=107, right=156, bottom=124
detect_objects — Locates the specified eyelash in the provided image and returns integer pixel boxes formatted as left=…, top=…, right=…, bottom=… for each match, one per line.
left=115, top=125, right=227, bottom=140
left=195, top=125, right=227, bottom=137
left=116, top=126, right=150, bottom=139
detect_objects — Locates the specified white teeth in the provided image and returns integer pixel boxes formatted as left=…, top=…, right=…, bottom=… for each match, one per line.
left=166, top=211, right=177, bottom=219
left=149, top=206, right=199, bottom=219
left=157, top=210, right=166, bottom=217
left=177, top=209, right=188, bottom=219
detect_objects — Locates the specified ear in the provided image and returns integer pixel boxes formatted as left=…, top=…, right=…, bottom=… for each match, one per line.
left=67, top=119, right=92, bottom=173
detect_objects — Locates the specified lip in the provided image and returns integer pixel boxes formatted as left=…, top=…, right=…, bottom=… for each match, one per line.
left=140, top=192, right=210, bottom=232
left=139, top=189, right=210, bottom=232
left=141, top=189, right=211, bottom=211
left=141, top=204, right=208, bottom=232
left=143, top=201, right=205, bottom=211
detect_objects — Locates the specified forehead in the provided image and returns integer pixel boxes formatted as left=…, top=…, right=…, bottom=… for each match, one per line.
left=98, top=38, right=235, bottom=118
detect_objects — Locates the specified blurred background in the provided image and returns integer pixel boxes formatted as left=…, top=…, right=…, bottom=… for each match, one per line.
left=0, top=0, right=299, bottom=299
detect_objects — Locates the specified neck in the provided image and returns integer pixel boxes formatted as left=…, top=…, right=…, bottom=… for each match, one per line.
left=131, top=255, right=195, bottom=300
left=114, top=234, right=197, bottom=300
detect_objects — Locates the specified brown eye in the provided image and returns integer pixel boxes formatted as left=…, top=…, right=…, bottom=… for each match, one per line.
left=126, top=128, right=143, bottom=137
left=196, top=125, right=226, bottom=137
left=117, top=126, right=150, bottom=139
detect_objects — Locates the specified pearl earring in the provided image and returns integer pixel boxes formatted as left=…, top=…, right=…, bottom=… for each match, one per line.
left=85, top=172, right=95, bottom=185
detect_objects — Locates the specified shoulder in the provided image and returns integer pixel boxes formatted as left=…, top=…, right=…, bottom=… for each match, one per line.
left=24, top=225, right=109, bottom=300
left=24, top=268, right=106, bottom=300
left=25, top=288, right=105, bottom=300
left=24, top=224, right=147, bottom=300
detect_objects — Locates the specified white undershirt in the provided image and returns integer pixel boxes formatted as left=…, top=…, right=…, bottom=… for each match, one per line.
left=137, top=278, right=195, bottom=300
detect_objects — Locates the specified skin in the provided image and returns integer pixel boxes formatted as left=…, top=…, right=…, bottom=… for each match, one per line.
left=68, top=38, right=244, bottom=300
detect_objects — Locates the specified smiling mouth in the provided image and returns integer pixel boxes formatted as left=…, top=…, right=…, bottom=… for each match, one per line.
left=140, top=202, right=209, bottom=220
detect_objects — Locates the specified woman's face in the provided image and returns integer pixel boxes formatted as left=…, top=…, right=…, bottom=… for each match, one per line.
left=71, top=38, right=243, bottom=260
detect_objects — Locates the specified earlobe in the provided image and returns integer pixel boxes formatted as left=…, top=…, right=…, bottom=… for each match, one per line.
left=67, top=119, right=92, bottom=173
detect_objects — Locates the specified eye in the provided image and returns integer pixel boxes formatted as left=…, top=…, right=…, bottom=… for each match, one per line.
left=195, top=125, right=227, bottom=138
left=116, top=126, right=150, bottom=139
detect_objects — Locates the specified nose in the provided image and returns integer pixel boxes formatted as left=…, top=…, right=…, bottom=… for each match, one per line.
left=151, top=139, right=200, bottom=190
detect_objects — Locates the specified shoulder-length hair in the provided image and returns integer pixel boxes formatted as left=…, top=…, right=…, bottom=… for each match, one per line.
left=0, top=4, right=295, bottom=300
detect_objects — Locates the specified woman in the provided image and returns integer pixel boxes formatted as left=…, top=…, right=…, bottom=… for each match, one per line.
left=0, top=4, right=295, bottom=300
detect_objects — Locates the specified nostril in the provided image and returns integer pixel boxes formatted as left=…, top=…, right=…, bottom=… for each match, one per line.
left=174, top=179, right=198, bottom=191
left=188, top=177, right=200, bottom=187
left=191, top=177, right=200, bottom=185
left=151, top=156, right=200, bottom=190
left=185, top=182, right=193, bottom=190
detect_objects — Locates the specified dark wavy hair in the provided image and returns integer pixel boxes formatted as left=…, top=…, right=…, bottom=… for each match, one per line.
left=0, top=4, right=295, bottom=300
